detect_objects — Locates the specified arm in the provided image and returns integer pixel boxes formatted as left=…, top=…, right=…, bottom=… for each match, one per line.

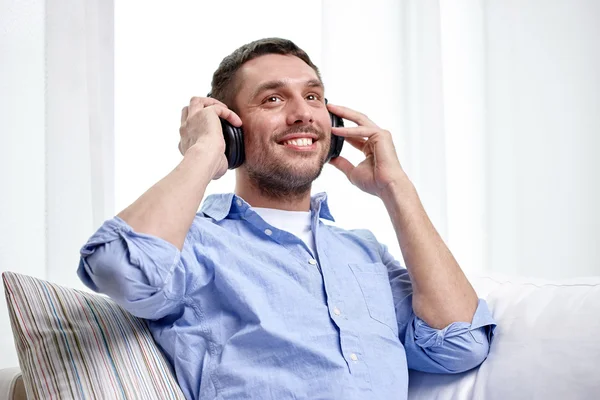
left=78, top=97, right=241, bottom=318
left=78, top=146, right=216, bottom=319
left=118, top=97, right=241, bottom=250
left=77, top=217, right=185, bottom=319
left=382, top=242, right=495, bottom=373
left=328, top=103, right=477, bottom=328
left=379, top=174, right=477, bottom=328
left=329, top=104, right=495, bottom=373
left=328, top=103, right=495, bottom=372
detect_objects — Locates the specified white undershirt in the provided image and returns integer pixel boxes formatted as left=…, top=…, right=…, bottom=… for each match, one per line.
left=252, top=207, right=316, bottom=255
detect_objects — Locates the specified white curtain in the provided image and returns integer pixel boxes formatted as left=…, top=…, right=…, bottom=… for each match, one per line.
left=44, top=0, right=115, bottom=288
left=1, top=0, right=47, bottom=370
left=322, top=0, right=600, bottom=278
left=321, top=0, right=487, bottom=274
left=0, top=0, right=114, bottom=368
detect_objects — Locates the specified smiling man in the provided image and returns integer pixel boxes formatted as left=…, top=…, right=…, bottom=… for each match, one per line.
left=78, top=38, right=496, bottom=400
left=232, top=56, right=329, bottom=206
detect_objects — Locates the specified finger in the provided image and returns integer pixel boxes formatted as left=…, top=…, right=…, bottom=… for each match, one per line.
left=331, top=125, right=378, bottom=138
left=329, top=155, right=355, bottom=178
left=181, top=106, right=189, bottom=124
left=344, top=136, right=367, bottom=152
left=327, top=103, right=377, bottom=128
left=189, top=96, right=229, bottom=109
left=206, top=104, right=243, bottom=127
left=188, top=97, right=231, bottom=119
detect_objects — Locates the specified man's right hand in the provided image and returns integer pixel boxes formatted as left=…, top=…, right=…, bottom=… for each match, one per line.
left=179, top=97, right=243, bottom=180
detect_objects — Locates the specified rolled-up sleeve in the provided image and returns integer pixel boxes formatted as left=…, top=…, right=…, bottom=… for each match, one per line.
left=77, top=216, right=186, bottom=320
left=380, top=242, right=497, bottom=374
left=403, top=299, right=496, bottom=373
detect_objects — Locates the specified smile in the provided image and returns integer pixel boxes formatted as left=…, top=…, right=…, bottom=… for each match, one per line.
left=283, top=138, right=314, bottom=147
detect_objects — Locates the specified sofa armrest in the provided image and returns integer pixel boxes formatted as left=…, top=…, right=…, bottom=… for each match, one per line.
left=0, top=368, right=26, bottom=400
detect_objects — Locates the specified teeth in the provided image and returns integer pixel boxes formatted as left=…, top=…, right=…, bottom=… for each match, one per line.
left=284, top=138, right=313, bottom=146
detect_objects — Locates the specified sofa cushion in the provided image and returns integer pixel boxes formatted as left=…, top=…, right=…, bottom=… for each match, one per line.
left=2, top=272, right=186, bottom=399
left=408, top=274, right=600, bottom=399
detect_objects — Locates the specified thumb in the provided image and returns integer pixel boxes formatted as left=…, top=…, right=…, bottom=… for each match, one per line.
left=329, top=156, right=355, bottom=179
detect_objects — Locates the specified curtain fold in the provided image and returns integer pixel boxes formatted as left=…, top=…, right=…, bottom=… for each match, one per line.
left=322, top=0, right=487, bottom=274
left=45, top=0, right=114, bottom=288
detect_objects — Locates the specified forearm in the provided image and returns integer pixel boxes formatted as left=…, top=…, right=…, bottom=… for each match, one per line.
left=117, top=144, right=216, bottom=250
left=380, top=172, right=478, bottom=329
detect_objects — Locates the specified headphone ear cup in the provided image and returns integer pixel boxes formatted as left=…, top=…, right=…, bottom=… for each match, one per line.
left=327, top=112, right=345, bottom=161
left=221, top=119, right=245, bottom=169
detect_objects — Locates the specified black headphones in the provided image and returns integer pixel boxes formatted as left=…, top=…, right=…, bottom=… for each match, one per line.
left=213, top=95, right=345, bottom=169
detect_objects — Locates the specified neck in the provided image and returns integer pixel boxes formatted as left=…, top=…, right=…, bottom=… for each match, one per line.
left=234, top=172, right=312, bottom=212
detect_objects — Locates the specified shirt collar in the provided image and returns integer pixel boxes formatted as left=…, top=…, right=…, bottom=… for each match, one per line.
left=200, top=192, right=335, bottom=222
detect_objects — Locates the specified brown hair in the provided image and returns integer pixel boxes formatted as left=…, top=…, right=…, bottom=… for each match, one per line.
left=210, top=38, right=321, bottom=110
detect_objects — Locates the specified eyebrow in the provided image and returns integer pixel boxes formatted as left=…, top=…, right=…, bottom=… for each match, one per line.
left=250, top=79, right=324, bottom=100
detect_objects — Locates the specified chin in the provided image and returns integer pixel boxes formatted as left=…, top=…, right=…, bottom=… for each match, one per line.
left=245, top=147, right=328, bottom=181
left=293, top=161, right=327, bottom=181
left=287, top=158, right=324, bottom=174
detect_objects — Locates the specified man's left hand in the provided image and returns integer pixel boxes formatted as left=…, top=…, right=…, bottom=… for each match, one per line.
left=327, top=103, right=406, bottom=197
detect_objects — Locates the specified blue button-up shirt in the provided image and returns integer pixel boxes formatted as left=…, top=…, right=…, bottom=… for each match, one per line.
left=78, top=193, right=496, bottom=400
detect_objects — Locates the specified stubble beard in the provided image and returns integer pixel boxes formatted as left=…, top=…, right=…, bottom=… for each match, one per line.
left=245, top=137, right=330, bottom=202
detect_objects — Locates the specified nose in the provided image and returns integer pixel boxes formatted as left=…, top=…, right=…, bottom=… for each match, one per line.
left=285, top=96, right=314, bottom=126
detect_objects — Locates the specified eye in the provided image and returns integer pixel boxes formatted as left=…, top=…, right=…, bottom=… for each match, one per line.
left=265, top=96, right=281, bottom=103
left=306, top=94, right=320, bottom=101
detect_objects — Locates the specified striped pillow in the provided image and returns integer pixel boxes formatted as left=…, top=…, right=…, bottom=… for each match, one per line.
left=2, top=272, right=186, bottom=399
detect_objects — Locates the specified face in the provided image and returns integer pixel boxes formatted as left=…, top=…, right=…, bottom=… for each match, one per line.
left=233, top=54, right=332, bottom=199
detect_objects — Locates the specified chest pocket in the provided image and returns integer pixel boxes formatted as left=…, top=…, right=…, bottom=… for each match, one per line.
left=349, top=262, right=398, bottom=336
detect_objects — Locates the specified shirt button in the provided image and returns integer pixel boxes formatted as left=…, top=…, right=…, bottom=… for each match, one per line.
left=264, top=229, right=272, bottom=236
left=350, top=353, right=358, bottom=361
left=236, top=199, right=242, bottom=207
left=333, top=307, right=341, bottom=316
left=308, top=259, right=317, bottom=265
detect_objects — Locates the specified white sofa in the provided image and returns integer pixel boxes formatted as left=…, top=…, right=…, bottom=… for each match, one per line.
left=408, top=274, right=600, bottom=399
left=2, top=273, right=599, bottom=399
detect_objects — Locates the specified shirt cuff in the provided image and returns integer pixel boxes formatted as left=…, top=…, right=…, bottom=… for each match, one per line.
left=413, top=299, right=497, bottom=348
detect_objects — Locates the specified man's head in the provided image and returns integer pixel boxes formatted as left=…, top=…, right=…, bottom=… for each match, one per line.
left=210, top=38, right=332, bottom=201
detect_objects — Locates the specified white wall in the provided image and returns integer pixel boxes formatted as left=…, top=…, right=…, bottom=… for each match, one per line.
left=485, top=0, right=600, bottom=278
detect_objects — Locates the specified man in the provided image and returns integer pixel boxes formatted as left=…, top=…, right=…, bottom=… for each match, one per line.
left=78, top=38, right=496, bottom=400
